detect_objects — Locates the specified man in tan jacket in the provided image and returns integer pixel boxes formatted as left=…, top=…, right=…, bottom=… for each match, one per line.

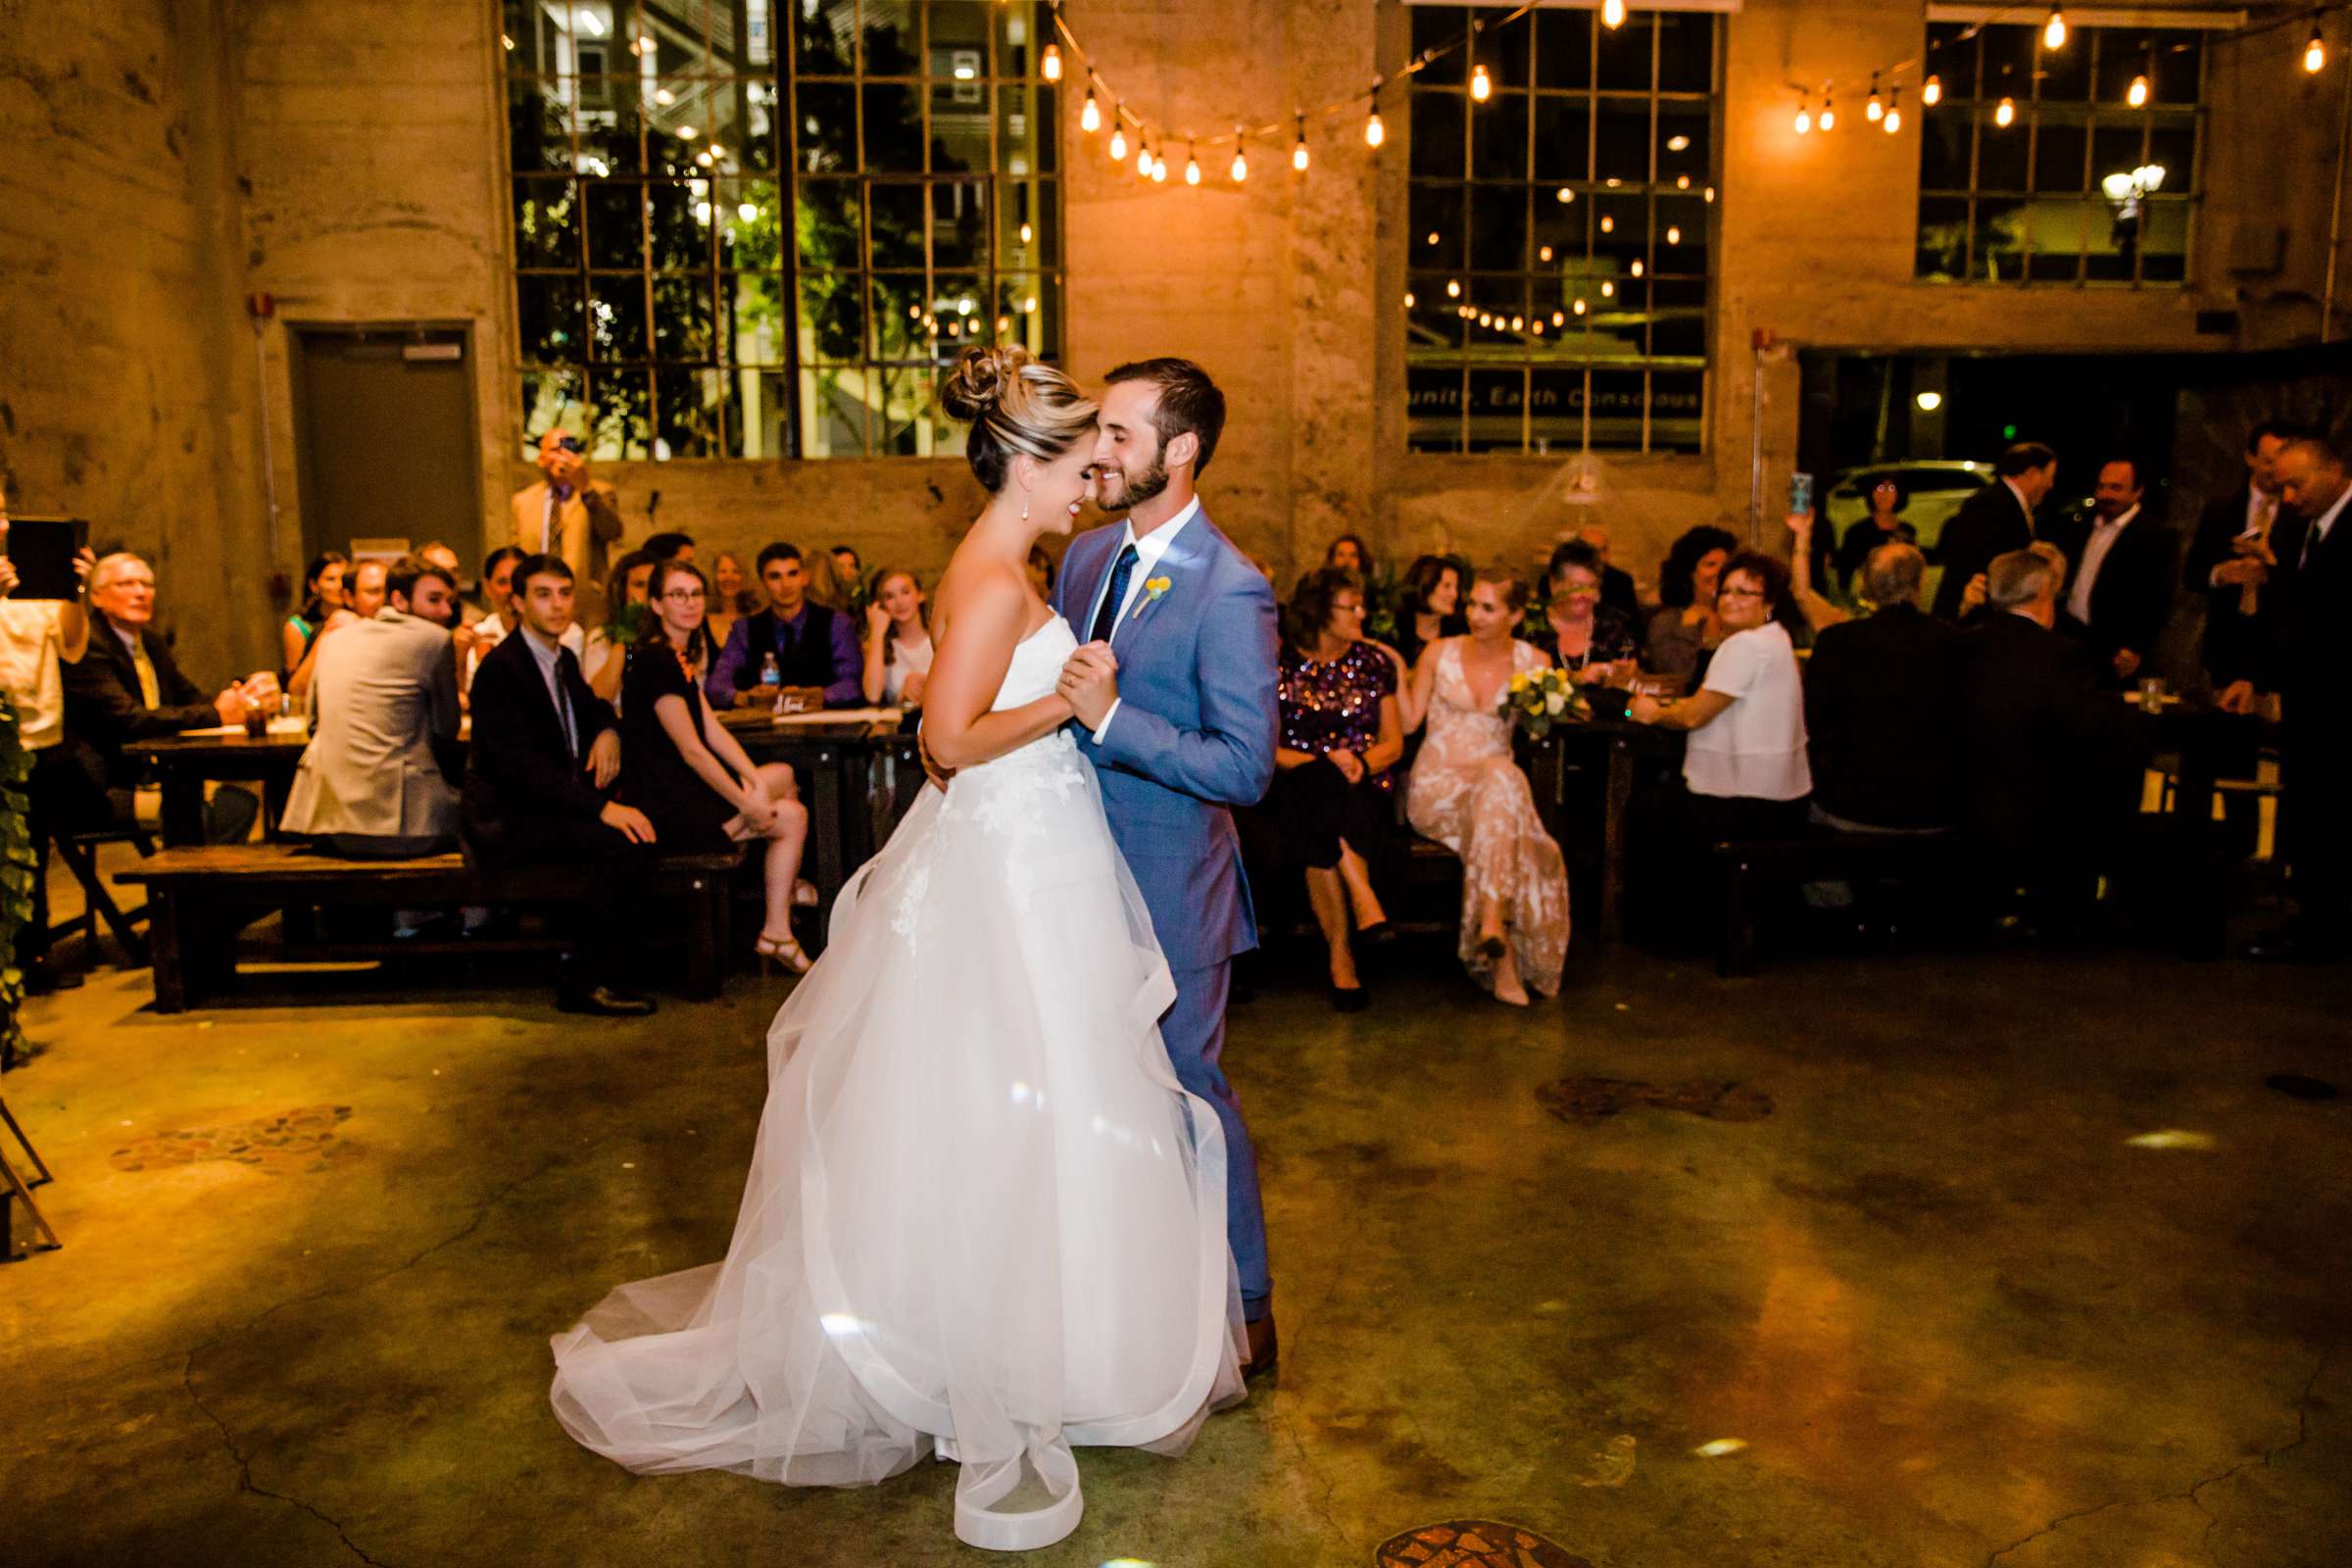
left=510, top=430, right=623, bottom=619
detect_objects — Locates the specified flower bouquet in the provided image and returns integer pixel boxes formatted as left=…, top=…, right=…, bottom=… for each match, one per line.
left=1498, top=666, right=1590, bottom=739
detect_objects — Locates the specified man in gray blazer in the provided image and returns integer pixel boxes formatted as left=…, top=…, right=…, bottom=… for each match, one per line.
left=280, top=555, right=465, bottom=858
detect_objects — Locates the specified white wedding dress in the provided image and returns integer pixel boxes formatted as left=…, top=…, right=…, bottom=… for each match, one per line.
left=550, top=617, right=1246, bottom=1552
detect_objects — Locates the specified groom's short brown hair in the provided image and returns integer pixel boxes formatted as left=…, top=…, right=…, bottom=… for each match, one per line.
left=1104, top=358, right=1227, bottom=477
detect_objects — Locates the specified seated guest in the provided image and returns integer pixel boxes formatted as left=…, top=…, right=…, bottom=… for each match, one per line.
left=2048, top=457, right=2173, bottom=686
left=416, top=542, right=479, bottom=626
left=1630, top=551, right=1812, bottom=840
left=1955, top=548, right=2150, bottom=908
left=707, top=543, right=860, bottom=710
left=586, top=548, right=658, bottom=703
left=459, top=545, right=586, bottom=699
left=830, top=543, right=863, bottom=585
left=0, top=488, right=94, bottom=997
left=287, top=558, right=387, bottom=700
left=1400, top=565, right=1570, bottom=1008
left=1393, top=553, right=1468, bottom=673
left=860, top=568, right=934, bottom=708
left=1803, top=543, right=1961, bottom=833
left=803, top=546, right=853, bottom=613
left=1642, top=524, right=1736, bottom=690
left=1273, top=568, right=1401, bottom=1011
left=281, top=551, right=347, bottom=676
left=61, top=553, right=274, bottom=844
left=708, top=551, right=752, bottom=652
left=462, top=554, right=657, bottom=1017
left=1325, top=533, right=1374, bottom=578
left=625, top=559, right=815, bottom=974
left=1834, top=475, right=1918, bottom=597
left=642, top=530, right=695, bottom=564
left=1575, top=526, right=1642, bottom=619
left=280, top=555, right=464, bottom=858
left=1525, top=540, right=1638, bottom=685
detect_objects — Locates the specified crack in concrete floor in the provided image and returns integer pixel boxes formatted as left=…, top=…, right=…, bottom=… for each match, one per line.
left=1983, top=1348, right=2331, bottom=1567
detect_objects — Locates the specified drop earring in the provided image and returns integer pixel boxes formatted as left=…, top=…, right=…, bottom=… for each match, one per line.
left=1021, top=496, right=1030, bottom=522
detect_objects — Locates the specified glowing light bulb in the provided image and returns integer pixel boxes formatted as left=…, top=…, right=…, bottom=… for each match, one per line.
left=1019, top=221, right=1033, bottom=244
left=1551, top=310, right=1565, bottom=325
left=1293, top=132, right=1309, bottom=172
left=1602, top=0, right=1626, bottom=28
left=677, top=124, right=698, bottom=139
left=1556, top=186, right=1575, bottom=203
left=1137, top=140, right=1152, bottom=176
left=1666, top=225, right=1680, bottom=244
left=1187, top=150, right=1201, bottom=185
left=1676, top=173, right=1690, bottom=189
left=1630, top=259, right=1642, bottom=277
left=1510, top=315, right=1524, bottom=331
left=2128, top=74, right=2148, bottom=107
left=1365, top=109, right=1385, bottom=148
left=2043, top=6, right=2066, bottom=50
left=1042, top=43, right=1061, bottom=82
left=2307, top=27, right=2327, bottom=74
left=1867, top=73, right=1884, bottom=122
left=1794, top=98, right=1812, bottom=135
left=1152, top=155, right=1167, bottom=182
left=1704, top=186, right=1716, bottom=202
left=1539, top=245, right=1553, bottom=262
left=1081, top=84, right=1102, bottom=133
left=1573, top=298, right=1587, bottom=316
left=1820, top=95, right=1836, bottom=131
left=1446, top=278, right=1461, bottom=298
left=1994, top=96, right=2016, bottom=127
left=1923, top=74, right=1942, bottom=107
left=737, top=201, right=759, bottom=221
left=1884, top=87, right=1901, bottom=134
left=1471, top=65, right=1492, bottom=103
left=1404, top=291, right=1415, bottom=308
left=1478, top=312, right=1492, bottom=326
left=1600, top=214, right=1614, bottom=233
left=1600, top=280, right=1614, bottom=297
left=1109, top=123, right=1128, bottom=161
left=1231, top=146, right=1249, bottom=181
left=1531, top=319, right=1544, bottom=334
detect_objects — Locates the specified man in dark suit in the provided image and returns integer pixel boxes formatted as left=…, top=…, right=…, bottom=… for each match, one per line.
left=464, top=553, right=659, bottom=1014
left=2183, top=418, right=2296, bottom=708
left=1955, top=548, right=2150, bottom=920
left=61, top=552, right=273, bottom=843
left=1932, top=441, right=2058, bottom=620
left=1804, top=543, right=1963, bottom=831
left=2244, top=437, right=2352, bottom=962
left=2046, top=457, right=2174, bottom=686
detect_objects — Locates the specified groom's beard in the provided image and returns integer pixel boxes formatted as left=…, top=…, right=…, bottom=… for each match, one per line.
left=1099, top=450, right=1170, bottom=514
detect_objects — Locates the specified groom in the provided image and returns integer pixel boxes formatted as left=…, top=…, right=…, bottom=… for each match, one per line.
left=1054, top=359, right=1283, bottom=1377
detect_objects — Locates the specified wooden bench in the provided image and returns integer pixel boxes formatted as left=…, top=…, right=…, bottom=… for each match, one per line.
left=116, top=844, right=744, bottom=1012
left=1710, top=832, right=1967, bottom=978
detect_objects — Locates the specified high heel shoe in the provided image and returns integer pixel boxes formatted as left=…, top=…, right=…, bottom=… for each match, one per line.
left=1329, top=982, right=1371, bottom=1013
left=756, top=931, right=813, bottom=975
left=1475, top=930, right=1507, bottom=962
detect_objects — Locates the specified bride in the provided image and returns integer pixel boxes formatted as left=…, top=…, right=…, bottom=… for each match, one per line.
left=549, top=346, right=1246, bottom=1552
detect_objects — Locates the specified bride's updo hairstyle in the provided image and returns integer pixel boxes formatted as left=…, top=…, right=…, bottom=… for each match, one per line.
left=937, top=345, right=1098, bottom=494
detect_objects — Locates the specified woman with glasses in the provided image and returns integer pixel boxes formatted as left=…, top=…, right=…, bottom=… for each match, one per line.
left=1527, top=540, right=1638, bottom=686
left=1271, top=567, right=1401, bottom=1010
left=623, top=558, right=817, bottom=973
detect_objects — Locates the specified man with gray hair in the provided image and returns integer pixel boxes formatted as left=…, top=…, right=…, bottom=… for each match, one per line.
left=1804, top=542, right=1963, bottom=832
left=1955, top=547, right=2147, bottom=917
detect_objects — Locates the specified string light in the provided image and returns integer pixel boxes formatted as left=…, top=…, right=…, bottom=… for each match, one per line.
left=1602, top=0, right=1626, bottom=28
left=1573, top=298, right=1587, bottom=316
left=1866, top=71, right=1884, bottom=122
left=1293, top=115, right=1309, bottom=172
left=1923, top=74, right=1942, bottom=107
left=1551, top=310, right=1565, bottom=325
left=1994, top=95, right=2016, bottom=127
left=2128, top=73, right=2149, bottom=107
left=1138, top=136, right=1153, bottom=177
left=1446, top=278, right=1461, bottom=297
left=1793, top=93, right=1812, bottom=135
left=1556, top=186, right=1575, bottom=203
left=1042, top=42, right=1062, bottom=82
left=1404, top=290, right=1415, bottom=308
left=1666, top=224, right=1681, bottom=244
left=1109, top=120, right=1128, bottom=161
left=1152, top=153, right=1167, bottom=182
left=1231, top=137, right=1249, bottom=182
left=2306, top=25, right=2327, bottom=74
left=1600, top=280, right=1614, bottom=297
left=1187, top=144, right=1201, bottom=185
left=1019, top=221, right=1034, bottom=243
left=1470, top=63, right=1493, bottom=103
left=1080, top=77, right=1101, bottom=133
left=1600, top=214, right=1614, bottom=232
left=1883, top=85, right=1901, bottom=134
left=1365, top=103, right=1386, bottom=148
left=1820, top=90, right=1836, bottom=131
left=1539, top=244, right=1553, bottom=261
left=2043, top=5, right=2067, bottom=51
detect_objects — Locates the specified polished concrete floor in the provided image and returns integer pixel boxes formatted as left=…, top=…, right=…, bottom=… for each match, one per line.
left=4, top=914, right=2349, bottom=1568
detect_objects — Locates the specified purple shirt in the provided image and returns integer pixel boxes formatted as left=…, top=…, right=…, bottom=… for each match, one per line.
left=706, top=603, right=863, bottom=709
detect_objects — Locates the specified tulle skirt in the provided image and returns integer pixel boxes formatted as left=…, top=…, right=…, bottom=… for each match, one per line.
left=549, top=732, right=1247, bottom=1550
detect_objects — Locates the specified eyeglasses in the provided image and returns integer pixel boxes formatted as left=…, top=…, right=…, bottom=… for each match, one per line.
left=661, top=588, right=706, bottom=602
left=553, top=436, right=584, bottom=455
left=1718, top=586, right=1765, bottom=600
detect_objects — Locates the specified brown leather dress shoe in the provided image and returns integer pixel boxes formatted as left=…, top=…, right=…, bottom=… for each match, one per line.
left=1244, top=1314, right=1279, bottom=1381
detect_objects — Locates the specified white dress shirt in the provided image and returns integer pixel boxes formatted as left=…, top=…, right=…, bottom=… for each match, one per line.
left=1083, top=496, right=1201, bottom=742
left=2067, top=504, right=2138, bottom=627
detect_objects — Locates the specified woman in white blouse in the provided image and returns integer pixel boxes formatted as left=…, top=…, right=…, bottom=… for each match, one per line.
left=1627, top=551, right=1812, bottom=838
left=860, top=567, right=935, bottom=709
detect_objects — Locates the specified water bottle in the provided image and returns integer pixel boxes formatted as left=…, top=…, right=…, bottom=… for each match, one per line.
left=758, top=652, right=782, bottom=711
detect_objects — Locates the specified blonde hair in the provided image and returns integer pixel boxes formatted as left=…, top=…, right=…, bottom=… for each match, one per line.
left=937, top=346, right=1098, bottom=493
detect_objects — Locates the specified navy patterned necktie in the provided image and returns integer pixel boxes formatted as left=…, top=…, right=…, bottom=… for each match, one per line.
left=1091, top=543, right=1140, bottom=644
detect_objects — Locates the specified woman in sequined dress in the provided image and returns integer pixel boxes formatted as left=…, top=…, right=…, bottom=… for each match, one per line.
left=1272, top=567, right=1401, bottom=1011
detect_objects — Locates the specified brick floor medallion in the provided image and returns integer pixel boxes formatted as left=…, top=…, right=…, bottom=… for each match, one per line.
left=1375, top=1520, right=1592, bottom=1568
left=110, top=1105, right=355, bottom=1175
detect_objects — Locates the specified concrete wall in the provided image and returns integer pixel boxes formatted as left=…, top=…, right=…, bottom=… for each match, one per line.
left=4, top=0, right=2342, bottom=657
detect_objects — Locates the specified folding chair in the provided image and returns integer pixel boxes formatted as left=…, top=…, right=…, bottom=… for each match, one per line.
left=0, top=1093, right=61, bottom=1260
left=49, top=825, right=155, bottom=966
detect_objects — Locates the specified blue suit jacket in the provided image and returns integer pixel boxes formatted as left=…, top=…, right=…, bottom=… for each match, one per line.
left=1054, top=508, right=1279, bottom=973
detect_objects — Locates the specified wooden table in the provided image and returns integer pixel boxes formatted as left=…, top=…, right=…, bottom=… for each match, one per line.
left=1525, top=718, right=1687, bottom=945
left=129, top=726, right=308, bottom=847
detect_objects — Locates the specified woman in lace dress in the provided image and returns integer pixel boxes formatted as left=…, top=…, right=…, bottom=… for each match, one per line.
left=1398, top=565, right=1571, bottom=1006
